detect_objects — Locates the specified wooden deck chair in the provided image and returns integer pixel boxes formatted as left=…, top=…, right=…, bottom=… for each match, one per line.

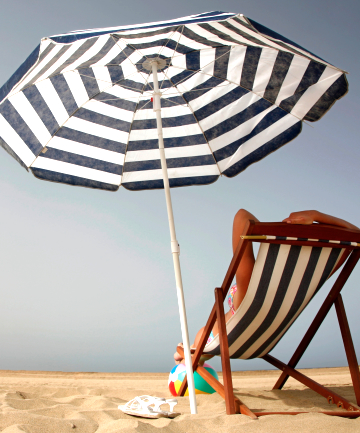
left=176, top=220, right=360, bottom=418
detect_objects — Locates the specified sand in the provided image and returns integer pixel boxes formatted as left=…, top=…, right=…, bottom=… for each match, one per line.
left=0, top=367, right=359, bottom=432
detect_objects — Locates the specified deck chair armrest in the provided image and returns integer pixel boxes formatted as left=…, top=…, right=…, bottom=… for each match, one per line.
left=250, top=222, right=360, bottom=244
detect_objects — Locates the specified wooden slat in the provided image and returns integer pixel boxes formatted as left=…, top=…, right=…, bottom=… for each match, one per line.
left=250, top=222, right=360, bottom=243
left=246, top=239, right=354, bottom=249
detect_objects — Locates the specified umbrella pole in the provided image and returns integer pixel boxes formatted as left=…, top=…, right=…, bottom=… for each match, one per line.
left=151, top=61, right=198, bottom=414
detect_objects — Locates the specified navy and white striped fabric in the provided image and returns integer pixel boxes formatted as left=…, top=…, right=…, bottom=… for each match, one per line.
left=204, top=242, right=345, bottom=359
left=0, top=11, right=348, bottom=191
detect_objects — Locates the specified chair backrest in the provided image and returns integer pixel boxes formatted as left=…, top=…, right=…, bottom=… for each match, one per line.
left=204, top=225, right=359, bottom=360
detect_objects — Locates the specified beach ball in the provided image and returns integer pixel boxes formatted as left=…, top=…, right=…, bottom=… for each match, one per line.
left=168, top=363, right=219, bottom=396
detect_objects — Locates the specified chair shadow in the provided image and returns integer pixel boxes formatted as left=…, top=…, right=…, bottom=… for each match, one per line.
left=233, top=385, right=358, bottom=413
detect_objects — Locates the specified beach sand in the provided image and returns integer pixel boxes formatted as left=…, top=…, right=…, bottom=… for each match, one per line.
left=0, top=367, right=359, bottom=432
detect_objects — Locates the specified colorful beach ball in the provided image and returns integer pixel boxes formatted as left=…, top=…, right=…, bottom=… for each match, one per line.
left=168, top=363, right=219, bottom=396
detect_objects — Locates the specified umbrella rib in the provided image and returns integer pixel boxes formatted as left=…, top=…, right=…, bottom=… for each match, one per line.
left=75, top=64, right=153, bottom=100
left=120, top=71, right=153, bottom=186
left=164, top=60, right=310, bottom=124
left=120, top=25, right=184, bottom=92
left=166, top=41, right=340, bottom=117
left=239, top=15, right=344, bottom=71
left=162, top=85, right=231, bottom=96
left=121, top=25, right=182, bottom=91
left=137, top=98, right=153, bottom=110
left=8, top=51, right=150, bottom=101
left=161, top=67, right=221, bottom=176
left=157, top=25, right=183, bottom=59
left=157, top=29, right=181, bottom=91
left=163, top=45, right=233, bottom=90
left=87, top=94, right=151, bottom=102
left=28, top=49, right=152, bottom=162
left=111, top=34, right=155, bottom=89
left=28, top=67, right=130, bottom=159
left=159, top=25, right=185, bottom=91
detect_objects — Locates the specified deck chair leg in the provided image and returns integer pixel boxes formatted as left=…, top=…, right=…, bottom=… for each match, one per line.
left=264, top=354, right=360, bottom=411
left=214, top=287, right=258, bottom=419
left=273, top=249, right=360, bottom=390
left=215, top=287, right=236, bottom=415
left=194, top=363, right=258, bottom=419
left=334, top=294, right=360, bottom=406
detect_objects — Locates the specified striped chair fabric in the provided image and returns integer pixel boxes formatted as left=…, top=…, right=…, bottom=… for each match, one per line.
left=204, top=241, right=345, bottom=359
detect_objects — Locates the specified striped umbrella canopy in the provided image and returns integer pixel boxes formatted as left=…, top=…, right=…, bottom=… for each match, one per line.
left=0, top=11, right=348, bottom=414
left=0, top=11, right=347, bottom=188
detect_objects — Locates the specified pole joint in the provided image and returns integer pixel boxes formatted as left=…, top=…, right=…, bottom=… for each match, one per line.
left=153, top=92, right=162, bottom=112
left=171, top=241, right=180, bottom=254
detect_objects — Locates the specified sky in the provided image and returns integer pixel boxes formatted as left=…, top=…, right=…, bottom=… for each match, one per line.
left=0, top=0, right=359, bottom=375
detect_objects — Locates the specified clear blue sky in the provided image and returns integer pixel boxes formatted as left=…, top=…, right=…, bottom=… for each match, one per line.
left=0, top=0, right=359, bottom=373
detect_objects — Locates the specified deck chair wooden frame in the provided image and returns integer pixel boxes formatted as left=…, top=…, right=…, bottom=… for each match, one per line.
left=176, top=221, right=360, bottom=419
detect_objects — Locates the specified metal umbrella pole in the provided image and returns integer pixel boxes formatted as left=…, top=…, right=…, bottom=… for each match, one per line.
left=149, top=59, right=197, bottom=414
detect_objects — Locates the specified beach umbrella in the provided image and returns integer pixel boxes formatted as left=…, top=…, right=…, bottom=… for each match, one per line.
left=0, top=11, right=348, bottom=414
